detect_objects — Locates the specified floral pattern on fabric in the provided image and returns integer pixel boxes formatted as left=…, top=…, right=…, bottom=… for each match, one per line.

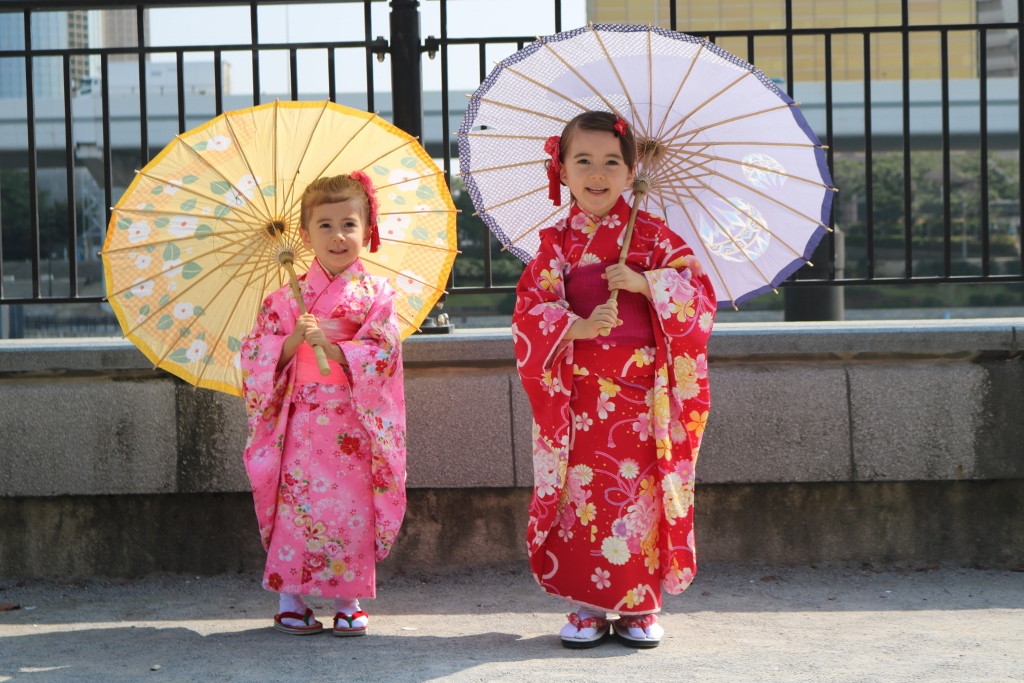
left=241, top=259, right=407, bottom=598
left=512, top=196, right=716, bottom=613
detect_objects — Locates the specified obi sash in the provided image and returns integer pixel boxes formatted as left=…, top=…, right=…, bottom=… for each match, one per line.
left=565, top=263, right=655, bottom=350
left=293, top=316, right=360, bottom=386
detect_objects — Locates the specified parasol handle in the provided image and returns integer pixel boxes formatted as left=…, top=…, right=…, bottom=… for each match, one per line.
left=598, top=178, right=649, bottom=337
left=278, top=251, right=332, bottom=377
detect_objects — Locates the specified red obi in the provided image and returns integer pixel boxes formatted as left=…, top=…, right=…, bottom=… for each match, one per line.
left=565, top=263, right=655, bottom=350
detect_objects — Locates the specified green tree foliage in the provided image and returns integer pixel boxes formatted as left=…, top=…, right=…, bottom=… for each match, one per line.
left=0, top=170, right=70, bottom=261
left=833, top=151, right=1020, bottom=277
left=450, top=177, right=525, bottom=288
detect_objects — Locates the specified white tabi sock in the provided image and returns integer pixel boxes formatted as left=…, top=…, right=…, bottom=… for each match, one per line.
left=334, top=598, right=368, bottom=628
left=278, top=593, right=314, bottom=628
left=560, top=605, right=607, bottom=640
left=621, top=612, right=665, bottom=640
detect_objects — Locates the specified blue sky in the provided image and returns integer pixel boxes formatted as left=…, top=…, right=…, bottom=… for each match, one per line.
left=147, top=0, right=588, bottom=95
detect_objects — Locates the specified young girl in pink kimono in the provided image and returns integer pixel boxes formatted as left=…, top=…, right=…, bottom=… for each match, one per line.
left=241, top=173, right=407, bottom=637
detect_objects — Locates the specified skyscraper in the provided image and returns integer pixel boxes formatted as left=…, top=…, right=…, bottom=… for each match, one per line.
left=102, top=8, right=150, bottom=63
left=587, top=0, right=1018, bottom=82
left=0, top=10, right=89, bottom=98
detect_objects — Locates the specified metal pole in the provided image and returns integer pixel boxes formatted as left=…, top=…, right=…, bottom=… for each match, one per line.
left=389, top=0, right=422, bottom=138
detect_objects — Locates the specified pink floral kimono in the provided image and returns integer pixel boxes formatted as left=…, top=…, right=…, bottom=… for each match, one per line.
left=241, top=258, right=406, bottom=598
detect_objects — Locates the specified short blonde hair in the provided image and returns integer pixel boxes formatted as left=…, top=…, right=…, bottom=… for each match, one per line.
left=300, top=174, right=371, bottom=231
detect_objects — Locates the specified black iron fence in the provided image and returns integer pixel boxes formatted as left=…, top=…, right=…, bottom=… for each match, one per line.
left=0, top=0, right=1021, bottom=310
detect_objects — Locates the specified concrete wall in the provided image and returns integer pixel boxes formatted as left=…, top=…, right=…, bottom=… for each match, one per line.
left=1, top=320, right=1022, bottom=576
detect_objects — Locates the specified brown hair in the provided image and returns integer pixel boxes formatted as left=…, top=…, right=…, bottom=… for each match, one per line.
left=300, top=174, right=371, bottom=231
left=556, top=111, right=637, bottom=170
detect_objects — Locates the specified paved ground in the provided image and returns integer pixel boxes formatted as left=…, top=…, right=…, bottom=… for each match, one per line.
left=0, top=562, right=1022, bottom=683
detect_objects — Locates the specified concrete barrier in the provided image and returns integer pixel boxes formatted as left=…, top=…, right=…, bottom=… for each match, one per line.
left=1, top=320, right=1022, bottom=576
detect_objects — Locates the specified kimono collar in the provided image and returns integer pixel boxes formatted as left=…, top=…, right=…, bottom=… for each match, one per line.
left=305, top=256, right=365, bottom=295
left=566, top=195, right=632, bottom=232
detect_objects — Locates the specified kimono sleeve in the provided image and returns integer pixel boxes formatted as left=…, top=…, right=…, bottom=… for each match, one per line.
left=643, top=222, right=717, bottom=347
left=239, top=289, right=297, bottom=550
left=240, top=291, right=295, bottom=450
left=336, top=279, right=407, bottom=562
left=512, top=227, right=581, bottom=377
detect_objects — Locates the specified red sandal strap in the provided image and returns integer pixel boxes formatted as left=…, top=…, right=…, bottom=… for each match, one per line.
left=275, top=608, right=316, bottom=626
left=618, top=613, right=657, bottom=630
left=567, top=612, right=609, bottom=630
left=334, top=610, right=368, bottom=628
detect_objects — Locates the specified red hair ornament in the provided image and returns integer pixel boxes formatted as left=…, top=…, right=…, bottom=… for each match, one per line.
left=348, top=170, right=381, bottom=252
left=544, top=135, right=563, bottom=206
left=613, top=116, right=629, bottom=136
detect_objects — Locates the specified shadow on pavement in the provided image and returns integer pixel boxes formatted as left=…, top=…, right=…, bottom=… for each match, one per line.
left=0, top=626, right=641, bottom=683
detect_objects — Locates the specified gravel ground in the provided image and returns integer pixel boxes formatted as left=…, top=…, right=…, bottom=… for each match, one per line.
left=0, top=562, right=1022, bottom=683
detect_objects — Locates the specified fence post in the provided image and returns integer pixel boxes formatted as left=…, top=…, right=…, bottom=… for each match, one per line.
left=389, top=0, right=423, bottom=138
left=783, top=229, right=845, bottom=321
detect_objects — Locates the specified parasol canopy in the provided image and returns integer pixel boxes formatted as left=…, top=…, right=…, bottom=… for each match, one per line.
left=102, top=100, right=457, bottom=395
left=458, top=23, right=835, bottom=308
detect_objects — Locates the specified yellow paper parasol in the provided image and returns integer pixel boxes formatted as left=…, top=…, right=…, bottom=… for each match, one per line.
left=102, top=100, right=457, bottom=396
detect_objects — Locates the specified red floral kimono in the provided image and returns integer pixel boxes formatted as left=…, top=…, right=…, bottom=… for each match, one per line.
left=513, top=196, right=716, bottom=614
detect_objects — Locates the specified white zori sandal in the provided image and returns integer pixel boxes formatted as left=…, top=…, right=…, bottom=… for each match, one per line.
left=560, top=611, right=611, bottom=649
left=613, top=613, right=664, bottom=648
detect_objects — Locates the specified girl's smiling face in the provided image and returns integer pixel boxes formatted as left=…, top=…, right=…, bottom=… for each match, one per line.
left=300, top=199, right=370, bottom=275
left=559, top=128, right=635, bottom=218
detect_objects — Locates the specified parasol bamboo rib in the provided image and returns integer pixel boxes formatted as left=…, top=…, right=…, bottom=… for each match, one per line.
left=646, top=26, right=654, bottom=139
left=378, top=236, right=459, bottom=252
left=356, top=137, right=419, bottom=174
left=671, top=147, right=837, bottom=190
left=660, top=170, right=810, bottom=261
left=117, top=240, right=278, bottom=341
left=500, top=203, right=568, bottom=250
left=142, top=236, right=275, bottom=370
left=456, top=132, right=551, bottom=141
left=666, top=102, right=797, bottom=145
left=133, top=169, right=266, bottom=226
left=469, top=95, right=571, bottom=125
left=686, top=189, right=778, bottom=291
left=672, top=160, right=830, bottom=229
left=472, top=183, right=549, bottom=215
left=666, top=187, right=740, bottom=308
left=374, top=170, right=445, bottom=192
left=360, top=257, right=448, bottom=294
left=106, top=228, right=272, bottom=301
left=202, top=115, right=274, bottom=223
left=272, top=102, right=280, bottom=218
left=279, top=100, right=331, bottom=215
left=191, top=238, right=270, bottom=387
left=459, top=158, right=547, bottom=175
left=671, top=140, right=823, bottom=148
left=660, top=71, right=752, bottom=142
left=499, top=64, right=592, bottom=114
left=101, top=220, right=277, bottom=254
left=304, top=113, right=379, bottom=189
left=589, top=25, right=646, bottom=138
left=172, top=137, right=276, bottom=225
left=653, top=41, right=706, bottom=141
left=377, top=209, right=457, bottom=216
left=538, top=38, right=630, bottom=123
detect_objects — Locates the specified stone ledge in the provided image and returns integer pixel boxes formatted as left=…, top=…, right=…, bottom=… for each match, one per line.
left=3, top=480, right=1022, bottom=577
left=2, top=318, right=1021, bottom=374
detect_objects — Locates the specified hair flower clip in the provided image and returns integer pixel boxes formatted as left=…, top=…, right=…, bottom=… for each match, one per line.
left=613, top=116, right=630, bottom=137
left=348, top=170, right=381, bottom=252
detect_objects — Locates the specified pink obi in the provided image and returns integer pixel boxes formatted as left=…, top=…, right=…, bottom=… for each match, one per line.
left=565, top=263, right=655, bottom=350
left=295, top=343, right=348, bottom=385
left=293, top=316, right=360, bottom=386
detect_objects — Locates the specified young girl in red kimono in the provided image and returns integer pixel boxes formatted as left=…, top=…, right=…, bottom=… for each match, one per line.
left=513, top=111, right=716, bottom=648
left=241, top=174, right=407, bottom=637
